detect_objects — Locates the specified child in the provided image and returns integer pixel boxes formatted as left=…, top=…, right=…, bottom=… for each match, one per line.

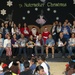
left=34, top=65, right=46, bottom=75
left=30, top=58, right=36, bottom=74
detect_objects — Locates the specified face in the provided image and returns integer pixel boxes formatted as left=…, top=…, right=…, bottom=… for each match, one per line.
left=39, top=34, right=42, bottom=38
left=49, top=34, right=52, bottom=39
left=53, top=22, right=56, bottom=26
left=21, top=34, right=24, bottom=38
left=18, top=24, right=21, bottom=27
left=5, top=23, right=8, bottom=27
left=55, top=21, right=58, bottom=25
left=13, top=34, right=17, bottom=39
left=39, top=69, right=44, bottom=75
left=1, top=23, right=4, bottom=27
left=0, top=34, right=2, bottom=38
left=24, top=23, right=26, bottom=27
left=8, top=36, right=10, bottom=39
left=65, top=19, right=68, bottom=23
left=59, top=33, right=63, bottom=38
left=37, top=59, right=42, bottom=64
left=44, top=28, right=48, bottom=32
left=63, top=22, right=67, bottom=26
left=59, top=22, right=62, bottom=26
left=30, top=35, right=33, bottom=40
left=73, top=21, right=75, bottom=25
left=71, top=34, right=75, bottom=38
left=13, top=24, right=16, bottom=27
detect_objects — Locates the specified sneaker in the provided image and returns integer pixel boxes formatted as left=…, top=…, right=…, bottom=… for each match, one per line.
left=46, top=55, right=48, bottom=58
left=52, top=54, right=54, bottom=58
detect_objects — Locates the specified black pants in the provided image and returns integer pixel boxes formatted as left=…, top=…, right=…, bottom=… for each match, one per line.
left=57, top=46, right=65, bottom=56
left=12, top=47, right=19, bottom=56
left=27, top=48, right=33, bottom=57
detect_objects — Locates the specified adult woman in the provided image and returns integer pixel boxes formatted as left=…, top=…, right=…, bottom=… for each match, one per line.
left=11, top=34, right=19, bottom=58
left=26, top=35, right=34, bottom=57
left=4, top=34, right=12, bottom=59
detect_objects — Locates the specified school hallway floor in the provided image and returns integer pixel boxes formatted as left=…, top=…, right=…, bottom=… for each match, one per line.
left=47, top=58, right=69, bottom=75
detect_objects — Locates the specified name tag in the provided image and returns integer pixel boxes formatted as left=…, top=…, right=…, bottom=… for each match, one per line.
left=36, top=42, right=41, bottom=46
left=7, top=43, right=11, bottom=47
left=15, top=42, right=18, bottom=47
left=24, top=30, right=29, bottom=34
left=58, top=42, right=63, bottom=47
left=21, top=42, right=25, bottom=47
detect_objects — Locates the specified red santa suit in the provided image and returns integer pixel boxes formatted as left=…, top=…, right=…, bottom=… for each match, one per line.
left=42, top=28, right=50, bottom=44
left=20, top=27, right=30, bottom=37
left=29, top=27, right=38, bottom=40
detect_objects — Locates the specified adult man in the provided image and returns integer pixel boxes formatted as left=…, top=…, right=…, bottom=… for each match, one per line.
left=45, top=34, right=55, bottom=58
left=61, top=22, right=70, bottom=40
left=35, top=33, right=44, bottom=55
left=37, top=55, right=49, bottom=75
left=56, top=32, right=67, bottom=58
left=18, top=34, right=27, bottom=57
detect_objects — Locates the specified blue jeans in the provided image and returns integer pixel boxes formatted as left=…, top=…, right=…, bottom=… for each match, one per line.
left=0, top=48, right=4, bottom=56
left=19, top=47, right=27, bottom=57
left=67, top=46, right=75, bottom=56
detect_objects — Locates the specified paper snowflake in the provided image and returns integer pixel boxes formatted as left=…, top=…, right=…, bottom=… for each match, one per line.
left=7, top=0, right=13, bottom=7
left=53, top=10, right=57, bottom=13
left=47, top=8, right=50, bottom=11
left=40, top=0, right=46, bottom=3
left=35, top=8, right=38, bottom=11
left=27, top=10, right=30, bottom=14
left=56, top=17, right=59, bottom=20
left=73, top=0, right=75, bottom=4
left=1, top=9, right=6, bottom=16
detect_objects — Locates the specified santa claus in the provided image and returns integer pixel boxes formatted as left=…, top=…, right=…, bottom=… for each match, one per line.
left=42, top=27, right=50, bottom=44
left=29, top=27, right=38, bottom=40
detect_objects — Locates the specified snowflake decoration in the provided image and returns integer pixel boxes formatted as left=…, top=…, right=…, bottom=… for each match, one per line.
left=56, top=17, right=59, bottom=20
left=73, top=0, right=75, bottom=4
left=7, top=0, right=13, bottom=7
left=27, top=10, right=30, bottom=14
left=22, top=17, right=26, bottom=20
left=35, top=8, right=38, bottom=11
left=47, top=8, right=50, bottom=11
left=53, top=10, right=57, bottom=13
left=1, top=9, right=6, bottom=16
left=40, top=0, right=46, bottom=3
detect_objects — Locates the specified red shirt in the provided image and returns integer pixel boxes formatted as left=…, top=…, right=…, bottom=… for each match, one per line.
left=42, top=31, right=50, bottom=44
left=20, top=27, right=30, bottom=37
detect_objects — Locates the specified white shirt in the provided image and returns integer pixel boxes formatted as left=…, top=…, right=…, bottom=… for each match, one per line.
left=41, top=62, right=48, bottom=75
left=69, top=38, right=75, bottom=46
left=4, top=39, right=11, bottom=48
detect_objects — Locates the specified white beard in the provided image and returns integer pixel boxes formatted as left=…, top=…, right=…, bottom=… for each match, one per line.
left=32, top=29, right=37, bottom=36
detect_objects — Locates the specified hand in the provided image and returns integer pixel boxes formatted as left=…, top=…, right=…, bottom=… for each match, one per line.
left=71, top=44, right=75, bottom=47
